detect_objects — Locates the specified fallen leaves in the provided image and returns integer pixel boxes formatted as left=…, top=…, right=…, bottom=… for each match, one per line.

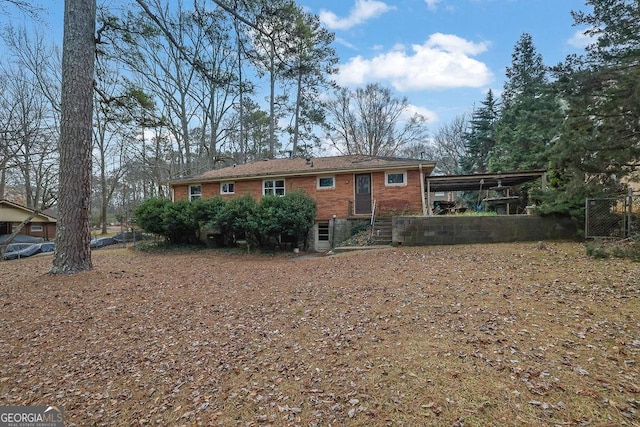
left=0, top=242, right=639, bottom=426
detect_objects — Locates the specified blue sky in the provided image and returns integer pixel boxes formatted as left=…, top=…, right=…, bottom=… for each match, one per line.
left=1, top=0, right=592, bottom=128
left=300, top=0, right=592, bottom=126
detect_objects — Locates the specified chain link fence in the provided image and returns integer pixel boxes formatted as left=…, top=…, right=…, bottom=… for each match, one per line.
left=585, top=193, right=639, bottom=239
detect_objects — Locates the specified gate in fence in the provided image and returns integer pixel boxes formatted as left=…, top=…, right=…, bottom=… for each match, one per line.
left=585, top=191, right=639, bottom=239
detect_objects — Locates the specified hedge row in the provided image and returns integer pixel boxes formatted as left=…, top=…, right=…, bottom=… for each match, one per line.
left=134, top=191, right=317, bottom=249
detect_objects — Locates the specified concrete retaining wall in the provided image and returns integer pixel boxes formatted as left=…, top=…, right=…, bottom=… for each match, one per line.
left=393, top=215, right=578, bottom=246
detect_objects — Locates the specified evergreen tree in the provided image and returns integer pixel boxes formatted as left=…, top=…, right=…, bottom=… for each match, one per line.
left=280, top=9, right=337, bottom=157
left=501, top=33, right=546, bottom=108
left=541, top=0, right=640, bottom=218
left=491, top=33, right=563, bottom=172
left=246, top=0, right=299, bottom=158
left=460, top=89, right=499, bottom=174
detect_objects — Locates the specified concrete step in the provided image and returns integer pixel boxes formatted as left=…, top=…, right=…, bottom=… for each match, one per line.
left=372, top=227, right=392, bottom=237
left=372, top=219, right=392, bottom=244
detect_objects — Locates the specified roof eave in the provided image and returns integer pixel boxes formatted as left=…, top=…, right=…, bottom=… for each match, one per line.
left=168, top=162, right=437, bottom=186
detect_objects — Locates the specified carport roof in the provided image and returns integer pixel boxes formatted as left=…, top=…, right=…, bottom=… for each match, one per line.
left=426, top=170, right=546, bottom=192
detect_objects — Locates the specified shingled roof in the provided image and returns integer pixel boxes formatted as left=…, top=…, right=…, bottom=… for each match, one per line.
left=171, top=155, right=436, bottom=184
left=0, top=199, right=57, bottom=222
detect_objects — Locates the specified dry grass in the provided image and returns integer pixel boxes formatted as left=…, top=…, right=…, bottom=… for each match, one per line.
left=1, top=242, right=639, bottom=426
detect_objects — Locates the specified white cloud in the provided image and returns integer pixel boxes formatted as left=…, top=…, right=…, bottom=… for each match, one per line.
left=319, top=0, right=396, bottom=31
left=404, top=104, right=439, bottom=123
left=335, top=33, right=493, bottom=91
left=567, top=28, right=596, bottom=49
left=334, top=37, right=359, bottom=51
left=424, top=0, right=441, bottom=11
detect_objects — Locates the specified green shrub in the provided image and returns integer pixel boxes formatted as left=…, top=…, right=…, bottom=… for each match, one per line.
left=256, top=195, right=286, bottom=239
left=134, top=198, right=172, bottom=236
left=190, top=197, right=227, bottom=228
left=135, top=191, right=316, bottom=250
left=217, top=195, right=259, bottom=246
left=276, top=191, right=316, bottom=248
left=585, top=238, right=640, bottom=261
left=161, top=200, right=201, bottom=244
left=135, top=198, right=207, bottom=244
left=585, top=240, right=609, bottom=259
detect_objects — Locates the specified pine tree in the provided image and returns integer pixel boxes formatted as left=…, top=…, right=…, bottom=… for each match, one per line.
left=461, top=89, right=499, bottom=174
left=539, top=0, right=640, bottom=219
left=281, top=9, right=337, bottom=156
left=491, top=33, right=563, bottom=173
left=51, top=0, right=96, bottom=273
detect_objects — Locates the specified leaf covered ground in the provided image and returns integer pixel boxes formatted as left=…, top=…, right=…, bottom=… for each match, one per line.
left=1, top=242, right=639, bottom=426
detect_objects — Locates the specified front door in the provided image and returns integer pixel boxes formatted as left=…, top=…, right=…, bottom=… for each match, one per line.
left=354, top=173, right=372, bottom=215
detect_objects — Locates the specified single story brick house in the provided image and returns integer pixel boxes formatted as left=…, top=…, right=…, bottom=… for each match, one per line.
left=169, top=155, right=436, bottom=251
left=0, top=199, right=57, bottom=241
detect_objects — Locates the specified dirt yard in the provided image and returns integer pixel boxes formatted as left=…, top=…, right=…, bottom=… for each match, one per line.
left=1, top=242, right=639, bottom=426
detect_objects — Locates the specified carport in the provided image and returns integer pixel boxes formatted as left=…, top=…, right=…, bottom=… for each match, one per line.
left=424, top=170, right=547, bottom=215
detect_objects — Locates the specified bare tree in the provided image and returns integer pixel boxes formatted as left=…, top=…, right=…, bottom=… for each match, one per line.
left=189, top=3, right=243, bottom=170
left=431, top=114, right=468, bottom=174
left=0, top=73, right=22, bottom=199
left=0, top=28, right=62, bottom=204
left=5, top=66, right=58, bottom=207
left=2, top=28, right=62, bottom=115
left=51, top=0, right=96, bottom=274
left=115, top=1, right=216, bottom=177
left=92, top=69, right=137, bottom=234
left=0, top=0, right=43, bottom=20
left=325, top=83, right=429, bottom=156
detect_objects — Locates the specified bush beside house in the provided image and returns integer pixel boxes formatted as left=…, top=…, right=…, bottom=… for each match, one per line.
left=134, top=191, right=316, bottom=250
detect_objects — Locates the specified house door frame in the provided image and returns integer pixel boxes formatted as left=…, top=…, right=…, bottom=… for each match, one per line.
left=354, top=173, right=372, bottom=215
left=314, top=221, right=331, bottom=252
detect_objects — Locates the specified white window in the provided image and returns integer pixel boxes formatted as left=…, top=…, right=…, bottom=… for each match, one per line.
left=263, top=179, right=285, bottom=196
left=317, top=176, right=335, bottom=189
left=221, top=182, right=235, bottom=194
left=31, top=224, right=43, bottom=232
left=385, top=171, right=407, bottom=186
left=189, top=184, right=202, bottom=201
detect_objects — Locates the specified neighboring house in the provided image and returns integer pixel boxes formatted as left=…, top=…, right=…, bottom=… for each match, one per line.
left=0, top=199, right=57, bottom=241
left=169, top=155, right=436, bottom=251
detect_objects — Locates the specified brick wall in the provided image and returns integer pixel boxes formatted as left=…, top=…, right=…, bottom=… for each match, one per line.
left=172, top=168, right=425, bottom=220
left=372, top=169, right=423, bottom=216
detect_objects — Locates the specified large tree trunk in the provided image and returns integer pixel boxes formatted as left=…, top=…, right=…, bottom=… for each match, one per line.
left=292, top=65, right=302, bottom=156
left=51, top=0, right=96, bottom=274
left=268, top=43, right=276, bottom=159
left=0, top=162, right=6, bottom=199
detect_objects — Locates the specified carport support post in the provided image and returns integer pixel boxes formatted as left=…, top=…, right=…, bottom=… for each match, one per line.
left=426, top=177, right=432, bottom=216
left=420, top=164, right=428, bottom=216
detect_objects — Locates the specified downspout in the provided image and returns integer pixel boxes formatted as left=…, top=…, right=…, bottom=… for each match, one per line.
left=419, top=164, right=427, bottom=216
